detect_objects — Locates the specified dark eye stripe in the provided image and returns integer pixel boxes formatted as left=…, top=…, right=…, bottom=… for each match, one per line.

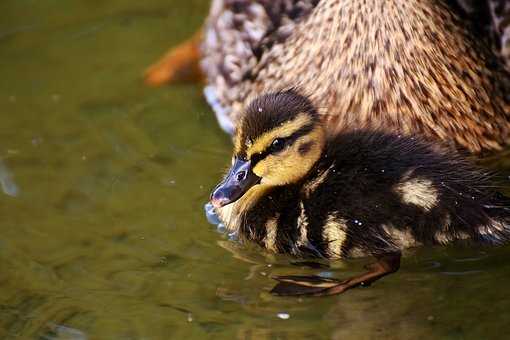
left=250, top=122, right=315, bottom=166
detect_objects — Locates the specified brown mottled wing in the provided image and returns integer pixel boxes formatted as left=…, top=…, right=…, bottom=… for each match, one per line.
left=239, top=0, right=510, bottom=154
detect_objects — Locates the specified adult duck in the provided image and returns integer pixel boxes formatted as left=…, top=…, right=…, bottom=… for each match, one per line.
left=145, top=0, right=510, bottom=154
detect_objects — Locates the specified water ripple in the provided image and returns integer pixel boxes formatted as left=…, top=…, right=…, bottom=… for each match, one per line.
left=0, top=159, right=19, bottom=197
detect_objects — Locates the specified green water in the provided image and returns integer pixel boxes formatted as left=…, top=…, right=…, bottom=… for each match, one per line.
left=1, top=1, right=510, bottom=339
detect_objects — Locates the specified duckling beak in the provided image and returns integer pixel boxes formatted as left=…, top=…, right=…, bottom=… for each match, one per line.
left=210, top=158, right=260, bottom=208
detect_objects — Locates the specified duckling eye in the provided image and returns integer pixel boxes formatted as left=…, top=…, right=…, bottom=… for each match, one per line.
left=270, top=138, right=286, bottom=153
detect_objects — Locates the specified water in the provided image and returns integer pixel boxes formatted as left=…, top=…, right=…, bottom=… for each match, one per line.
left=1, top=1, right=510, bottom=339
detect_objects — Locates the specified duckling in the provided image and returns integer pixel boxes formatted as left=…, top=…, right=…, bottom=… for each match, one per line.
left=146, top=0, right=510, bottom=154
left=210, top=90, right=510, bottom=296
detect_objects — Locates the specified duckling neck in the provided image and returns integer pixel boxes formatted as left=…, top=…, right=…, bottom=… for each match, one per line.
left=216, top=181, right=300, bottom=234
left=215, top=148, right=335, bottom=254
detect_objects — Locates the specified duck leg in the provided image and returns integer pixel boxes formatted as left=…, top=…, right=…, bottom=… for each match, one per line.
left=270, top=252, right=401, bottom=297
left=144, top=29, right=204, bottom=86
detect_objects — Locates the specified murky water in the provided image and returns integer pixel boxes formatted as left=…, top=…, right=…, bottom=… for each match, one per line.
left=1, top=1, right=510, bottom=339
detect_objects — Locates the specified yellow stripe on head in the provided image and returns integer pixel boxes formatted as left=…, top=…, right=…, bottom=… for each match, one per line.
left=246, top=112, right=312, bottom=159
left=234, top=127, right=243, bottom=155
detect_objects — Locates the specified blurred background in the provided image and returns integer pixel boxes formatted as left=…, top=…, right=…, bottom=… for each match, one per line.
left=1, top=1, right=510, bottom=339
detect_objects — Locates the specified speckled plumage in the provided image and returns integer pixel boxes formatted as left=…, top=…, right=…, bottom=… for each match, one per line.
left=201, top=0, right=510, bottom=154
left=486, top=0, right=510, bottom=67
left=213, top=91, right=510, bottom=260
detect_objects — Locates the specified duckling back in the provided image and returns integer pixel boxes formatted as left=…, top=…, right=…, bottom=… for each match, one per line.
left=202, top=0, right=510, bottom=153
left=306, top=131, right=510, bottom=258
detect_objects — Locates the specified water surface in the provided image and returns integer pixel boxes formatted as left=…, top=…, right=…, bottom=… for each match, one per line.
left=1, top=1, right=510, bottom=339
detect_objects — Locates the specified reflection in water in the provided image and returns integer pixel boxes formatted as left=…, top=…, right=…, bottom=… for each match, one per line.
left=42, top=323, right=87, bottom=340
left=0, top=159, right=19, bottom=197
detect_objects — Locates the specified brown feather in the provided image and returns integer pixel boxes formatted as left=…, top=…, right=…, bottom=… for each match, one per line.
left=202, top=0, right=510, bottom=154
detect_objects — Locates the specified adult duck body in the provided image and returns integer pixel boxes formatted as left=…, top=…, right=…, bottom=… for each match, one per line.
left=147, top=0, right=510, bottom=154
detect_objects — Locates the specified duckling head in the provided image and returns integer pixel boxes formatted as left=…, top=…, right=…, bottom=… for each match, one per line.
left=211, top=90, right=325, bottom=208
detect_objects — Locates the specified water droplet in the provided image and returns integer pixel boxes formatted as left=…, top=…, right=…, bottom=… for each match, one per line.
left=187, top=313, right=193, bottom=322
left=318, top=271, right=334, bottom=278
left=277, top=312, right=290, bottom=320
left=31, top=137, right=43, bottom=146
left=228, top=231, right=238, bottom=241
left=205, top=203, right=222, bottom=225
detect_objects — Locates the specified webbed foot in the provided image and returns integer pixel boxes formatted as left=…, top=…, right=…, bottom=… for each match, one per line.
left=271, top=253, right=401, bottom=297
left=144, top=29, right=203, bottom=86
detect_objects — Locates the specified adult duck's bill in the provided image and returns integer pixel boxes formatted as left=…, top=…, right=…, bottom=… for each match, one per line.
left=210, top=158, right=260, bottom=208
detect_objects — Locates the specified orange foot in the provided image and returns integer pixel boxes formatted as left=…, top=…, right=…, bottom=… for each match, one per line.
left=144, top=29, right=204, bottom=86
